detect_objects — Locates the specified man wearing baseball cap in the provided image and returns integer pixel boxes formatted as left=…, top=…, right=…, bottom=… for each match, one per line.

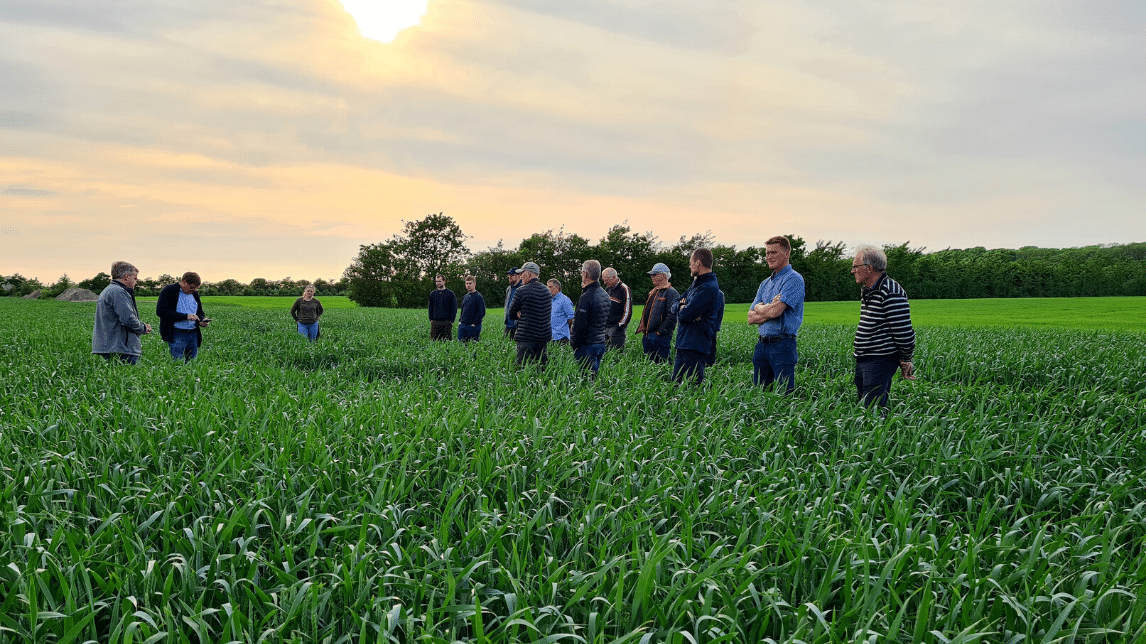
left=507, top=262, right=551, bottom=366
left=634, top=262, right=679, bottom=363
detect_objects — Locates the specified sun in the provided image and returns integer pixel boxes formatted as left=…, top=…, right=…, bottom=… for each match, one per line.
left=338, top=0, right=429, bottom=43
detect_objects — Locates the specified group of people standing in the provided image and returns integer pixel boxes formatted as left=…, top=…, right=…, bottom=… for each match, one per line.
left=90, top=235, right=917, bottom=407
left=425, top=236, right=916, bottom=406
left=91, top=262, right=211, bottom=363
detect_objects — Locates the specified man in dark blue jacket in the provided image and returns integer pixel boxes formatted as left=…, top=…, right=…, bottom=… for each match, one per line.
left=673, top=249, right=720, bottom=384
left=457, top=275, right=486, bottom=342
left=570, top=259, right=611, bottom=377
left=156, top=272, right=210, bottom=362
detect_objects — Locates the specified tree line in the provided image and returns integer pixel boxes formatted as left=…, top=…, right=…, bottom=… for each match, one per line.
left=1, top=273, right=349, bottom=298
left=343, top=213, right=1146, bottom=307
left=6, top=214, right=1143, bottom=304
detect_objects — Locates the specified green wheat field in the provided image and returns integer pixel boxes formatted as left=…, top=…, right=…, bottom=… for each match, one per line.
left=2, top=296, right=1144, bottom=643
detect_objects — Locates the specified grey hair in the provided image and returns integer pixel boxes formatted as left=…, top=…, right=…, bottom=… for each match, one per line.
left=855, top=245, right=887, bottom=272
left=602, top=267, right=618, bottom=280
left=110, top=261, right=138, bottom=279
left=547, top=279, right=562, bottom=291
left=581, top=259, right=602, bottom=282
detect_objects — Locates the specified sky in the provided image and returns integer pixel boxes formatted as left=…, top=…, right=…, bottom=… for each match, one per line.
left=2, top=0, right=1144, bottom=283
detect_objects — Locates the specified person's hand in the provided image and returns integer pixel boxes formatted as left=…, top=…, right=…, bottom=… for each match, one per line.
left=143, top=323, right=152, bottom=335
left=187, top=313, right=199, bottom=322
left=900, top=360, right=916, bottom=380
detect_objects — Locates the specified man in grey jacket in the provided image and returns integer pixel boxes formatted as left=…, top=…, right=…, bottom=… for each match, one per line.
left=91, top=260, right=152, bottom=364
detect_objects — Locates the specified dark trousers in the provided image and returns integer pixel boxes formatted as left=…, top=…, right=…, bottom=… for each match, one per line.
left=457, top=323, right=481, bottom=342
left=642, top=333, right=671, bottom=363
left=673, top=348, right=708, bottom=384
left=515, top=341, right=548, bottom=367
left=855, top=355, right=900, bottom=408
left=98, top=353, right=139, bottom=365
left=573, top=343, right=606, bottom=375
left=752, top=337, right=798, bottom=394
left=604, top=326, right=626, bottom=350
left=430, top=320, right=453, bottom=341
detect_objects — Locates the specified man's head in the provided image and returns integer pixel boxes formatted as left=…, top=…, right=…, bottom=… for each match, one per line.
left=647, top=262, right=671, bottom=288
left=179, top=271, right=201, bottom=294
left=110, top=261, right=138, bottom=287
left=464, top=275, right=476, bottom=292
left=507, top=267, right=521, bottom=284
left=581, top=259, right=602, bottom=287
left=602, top=267, right=619, bottom=287
left=520, top=262, right=540, bottom=282
left=852, top=245, right=886, bottom=287
left=435, top=274, right=446, bottom=290
left=689, top=248, right=713, bottom=277
left=547, top=279, right=561, bottom=297
left=764, top=236, right=792, bottom=272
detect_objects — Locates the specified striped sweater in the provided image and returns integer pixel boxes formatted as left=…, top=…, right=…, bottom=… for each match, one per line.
left=854, top=273, right=915, bottom=360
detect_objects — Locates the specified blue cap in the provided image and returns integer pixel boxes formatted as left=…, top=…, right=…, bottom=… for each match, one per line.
left=506, top=267, right=520, bottom=275
left=647, top=262, right=671, bottom=276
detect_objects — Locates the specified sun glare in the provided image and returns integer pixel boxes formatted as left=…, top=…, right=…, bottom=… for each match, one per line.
left=339, top=0, right=429, bottom=43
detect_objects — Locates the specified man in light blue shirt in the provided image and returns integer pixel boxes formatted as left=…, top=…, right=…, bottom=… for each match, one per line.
left=747, top=236, right=805, bottom=394
left=548, top=279, right=575, bottom=345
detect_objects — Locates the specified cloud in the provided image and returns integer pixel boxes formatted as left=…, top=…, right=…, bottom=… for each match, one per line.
left=1, top=0, right=1144, bottom=284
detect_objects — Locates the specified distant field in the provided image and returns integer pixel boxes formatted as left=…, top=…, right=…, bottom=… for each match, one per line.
left=798, top=296, right=1146, bottom=331
left=145, top=295, right=360, bottom=309
left=196, top=295, right=1146, bottom=330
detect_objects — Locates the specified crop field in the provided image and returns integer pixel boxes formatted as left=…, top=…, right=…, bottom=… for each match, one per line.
left=2, top=296, right=1145, bottom=643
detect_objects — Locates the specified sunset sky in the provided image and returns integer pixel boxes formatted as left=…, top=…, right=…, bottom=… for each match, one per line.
left=3, top=0, right=1143, bottom=283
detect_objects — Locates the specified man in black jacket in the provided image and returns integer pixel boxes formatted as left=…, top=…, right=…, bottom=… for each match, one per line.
left=571, top=260, right=611, bottom=376
left=508, top=262, right=551, bottom=367
left=428, top=274, right=458, bottom=341
left=156, top=272, right=210, bottom=361
left=601, top=267, right=632, bottom=351
left=635, top=263, right=679, bottom=363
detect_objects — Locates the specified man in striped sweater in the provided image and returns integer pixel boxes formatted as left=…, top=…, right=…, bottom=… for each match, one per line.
left=852, top=245, right=916, bottom=408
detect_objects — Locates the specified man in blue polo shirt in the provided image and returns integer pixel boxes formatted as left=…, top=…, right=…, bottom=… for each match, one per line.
left=547, top=279, right=575, bottom=345
left=747, top=236, right=805, bottom=394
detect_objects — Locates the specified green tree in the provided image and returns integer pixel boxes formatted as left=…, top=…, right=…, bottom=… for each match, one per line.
left=595, top=224, right=661, bottom=283
left=517, top=228, right=591, bottom=286
left=344, top=213, right=471, bottom=307
left=78, top=272, right=111, bottom=293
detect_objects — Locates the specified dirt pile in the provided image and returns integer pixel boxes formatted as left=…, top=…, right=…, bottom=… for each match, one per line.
left=56, top=287, right=100, bottom=302
left=22, top=290, right=41, bottom=299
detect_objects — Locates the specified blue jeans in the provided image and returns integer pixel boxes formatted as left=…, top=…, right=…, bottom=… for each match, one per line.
left=673, top=348, right=708, bottom=384
left=855, top=355, right=900, bottom=408
left=458, top=323, right=481, bottom=342
left=573, top=343, right=606, bottom=375
left=170, top=329, right=199, bottom=361
left=297, top=321, right=319, bottom=341
left=752, top=337, right=798, bottom=394
left=642, top=333, right=671, bottom=363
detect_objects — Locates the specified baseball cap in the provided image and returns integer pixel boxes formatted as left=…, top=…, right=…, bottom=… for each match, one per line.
left=521, top=262, right=541, bottom=275
left=506, top=267, right=521, bottom=275
left=647, top=262, right=671, bottom=275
